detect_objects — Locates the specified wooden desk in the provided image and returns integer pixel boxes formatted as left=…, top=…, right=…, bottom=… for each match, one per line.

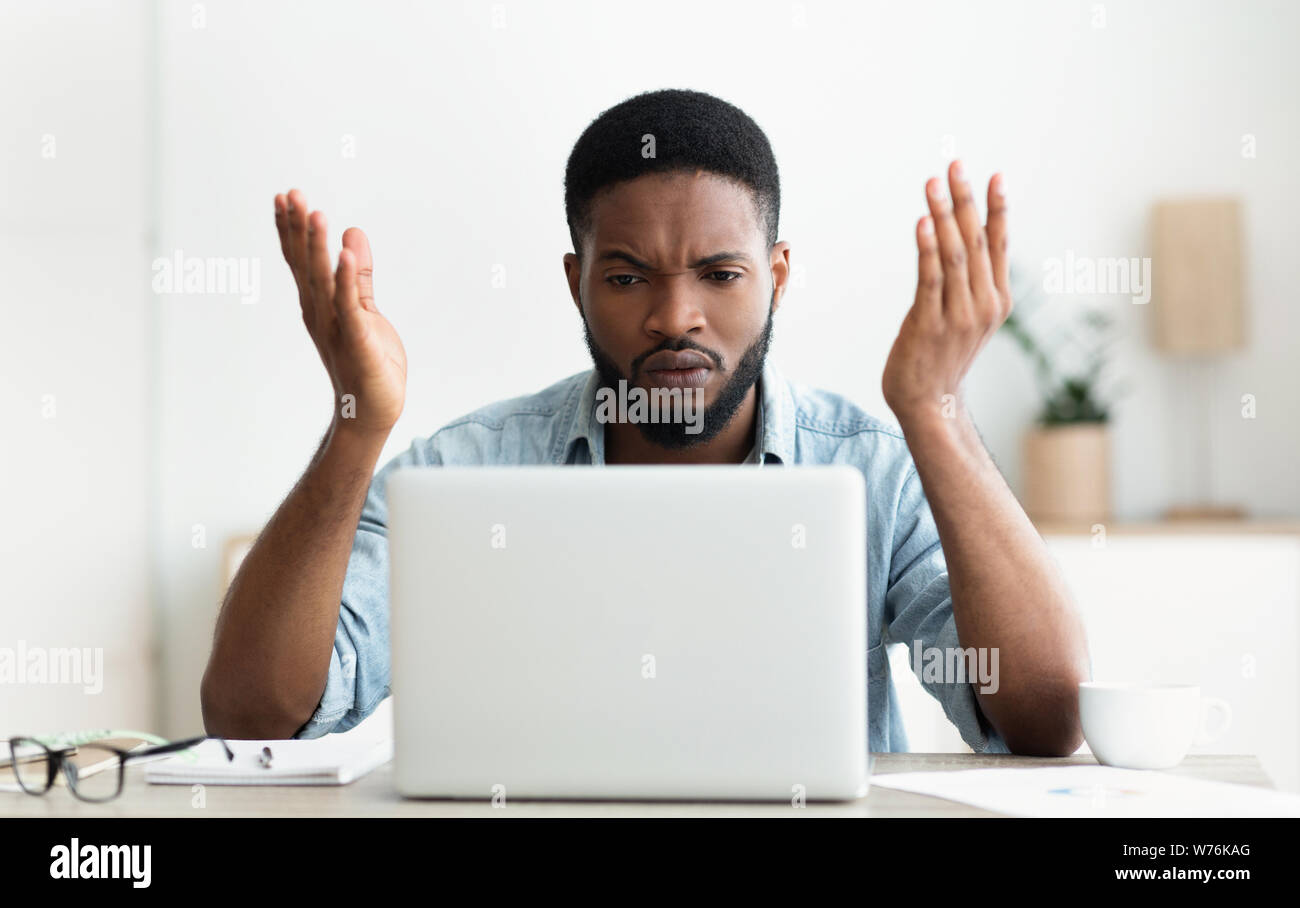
left=0, top=753, right=1275, bottom=818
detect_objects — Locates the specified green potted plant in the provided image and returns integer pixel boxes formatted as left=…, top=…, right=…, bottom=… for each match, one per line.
left=1001, top=267, right=1124, bottom=524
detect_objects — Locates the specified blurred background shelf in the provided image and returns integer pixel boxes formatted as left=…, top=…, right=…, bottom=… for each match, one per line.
left=893, top=520, right=1300, bottom=793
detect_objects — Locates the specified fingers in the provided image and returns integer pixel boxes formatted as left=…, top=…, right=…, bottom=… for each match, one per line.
left=926, top=177, right=971, bottom=318
left=947, top=160, right=994, bottom=298
left=279, top=190, right=319, bottom=329
left=274, top=194, right=292, bottom=263
left=279, top=188, right=335, bottom=332
left=307, top=209, right=335, bottom=307
left=286, top=188, right=310, bottom=274
left=915, top=216, right=942, bottom=325
left=275, top=191, right=376, bottom=343
left=333, top=247, right=366, bottom=340
left=342, top=227, right=376, bottom=312
left=986, top=173, right=1011, bottom=313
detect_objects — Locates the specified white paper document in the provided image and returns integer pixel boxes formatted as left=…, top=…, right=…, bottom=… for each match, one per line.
left=872, top=765, right=1300, bottom=817
left=144, top=734, right=392, bottom=786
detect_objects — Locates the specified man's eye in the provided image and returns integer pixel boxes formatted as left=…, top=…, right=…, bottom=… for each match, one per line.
left=607, top=275, right=642, bottom=287
left=707, top=271, right=742, bottom=282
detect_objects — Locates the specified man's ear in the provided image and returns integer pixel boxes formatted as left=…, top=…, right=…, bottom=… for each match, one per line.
left=768, top=241, right=792, bottom=315
left=563, top=252, right=583, bottom=315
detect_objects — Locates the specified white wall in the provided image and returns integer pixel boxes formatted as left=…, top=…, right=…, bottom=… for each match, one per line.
left=151, top=0, right=1300, bottom=735
left=3, top=1, right=1295, bottom=743
left=0, top=0, right=155, bottom=737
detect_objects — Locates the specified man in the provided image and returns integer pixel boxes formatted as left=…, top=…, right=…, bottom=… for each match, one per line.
left=201, top=88, right=1090, bottom=755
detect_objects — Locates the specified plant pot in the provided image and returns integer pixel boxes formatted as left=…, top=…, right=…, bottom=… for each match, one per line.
left=1022, top=422, right=1111, bottom=524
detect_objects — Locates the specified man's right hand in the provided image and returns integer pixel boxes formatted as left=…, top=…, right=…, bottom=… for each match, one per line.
left=275, top=189, right=407, bottom=438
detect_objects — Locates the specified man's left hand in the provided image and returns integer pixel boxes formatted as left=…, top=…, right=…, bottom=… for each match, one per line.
left=882, top=161, right=1011, bottom=429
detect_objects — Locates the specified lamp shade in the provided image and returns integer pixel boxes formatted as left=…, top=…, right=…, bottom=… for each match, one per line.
left=1150, top=198, right=1246, bottom=353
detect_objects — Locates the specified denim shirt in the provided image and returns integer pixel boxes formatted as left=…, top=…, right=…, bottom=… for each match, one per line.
left=293, top=359, right=1010, bottom=754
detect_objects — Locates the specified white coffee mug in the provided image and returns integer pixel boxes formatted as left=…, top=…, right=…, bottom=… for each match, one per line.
left=1079, top=682, right=1232, bottom=770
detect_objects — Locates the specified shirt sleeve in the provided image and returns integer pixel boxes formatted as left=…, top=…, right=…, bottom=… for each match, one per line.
left=884, top=465, right=1011, bottom=754
left=292, top=439, right=434, bottom=739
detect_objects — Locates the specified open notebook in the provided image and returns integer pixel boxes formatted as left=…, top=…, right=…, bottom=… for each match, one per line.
left=146, top=701, right=393, bottom=786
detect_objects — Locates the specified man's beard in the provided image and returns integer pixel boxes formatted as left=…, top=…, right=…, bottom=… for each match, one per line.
left=580, top=293, right=774, bottom=451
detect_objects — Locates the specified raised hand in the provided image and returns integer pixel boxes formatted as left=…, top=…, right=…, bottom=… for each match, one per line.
left=274, top=189, right=407, bottom=437
left=882, top=161, right=1011, bottom=429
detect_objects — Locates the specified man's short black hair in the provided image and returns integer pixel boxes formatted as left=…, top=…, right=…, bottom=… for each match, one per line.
left=564, top=88, right=781, bottom=259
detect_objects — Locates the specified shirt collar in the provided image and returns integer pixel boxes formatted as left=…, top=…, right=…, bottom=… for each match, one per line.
left=558, top=358, right=795, bottom=466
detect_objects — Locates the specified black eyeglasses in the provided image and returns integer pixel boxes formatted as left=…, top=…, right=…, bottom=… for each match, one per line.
left=6, top=736, right=234, bottom=802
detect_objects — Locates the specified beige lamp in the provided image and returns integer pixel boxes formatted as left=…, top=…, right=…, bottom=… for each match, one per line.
left=1149, top=197, right=1248, bottom=520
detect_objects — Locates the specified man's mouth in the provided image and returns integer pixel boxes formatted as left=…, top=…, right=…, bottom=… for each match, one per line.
left=640, top=350, right=715, bottom=388
left=645, top=366, right=712, bottom=389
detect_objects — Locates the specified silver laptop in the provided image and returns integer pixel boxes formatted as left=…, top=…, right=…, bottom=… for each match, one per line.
left=387, top=465, right=868, bottom=801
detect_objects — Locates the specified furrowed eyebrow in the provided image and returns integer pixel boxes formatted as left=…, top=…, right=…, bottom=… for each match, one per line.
left=595, top=249, right=754, bottom=270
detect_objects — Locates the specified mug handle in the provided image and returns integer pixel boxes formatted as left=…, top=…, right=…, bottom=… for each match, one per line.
left=1195, top=697, right=1233, bottom=747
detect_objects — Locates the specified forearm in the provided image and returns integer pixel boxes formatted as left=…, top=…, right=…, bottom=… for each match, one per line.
left=200, top=423, right=389, bottom=739
left=899, top=407, right=1090, bottom=755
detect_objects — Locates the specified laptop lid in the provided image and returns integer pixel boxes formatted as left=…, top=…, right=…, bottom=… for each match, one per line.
left=387, top=464, right=867, bottom=801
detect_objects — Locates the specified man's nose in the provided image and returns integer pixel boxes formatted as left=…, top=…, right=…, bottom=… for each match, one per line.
left=642, top=279, right=706, bottom=339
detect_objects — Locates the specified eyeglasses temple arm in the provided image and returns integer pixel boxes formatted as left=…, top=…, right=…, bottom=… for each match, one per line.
left=127, top=736, right=235, bottom=763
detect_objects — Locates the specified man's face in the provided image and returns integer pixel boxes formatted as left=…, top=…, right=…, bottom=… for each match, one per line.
left=563, top=170, right=789, bottom=448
